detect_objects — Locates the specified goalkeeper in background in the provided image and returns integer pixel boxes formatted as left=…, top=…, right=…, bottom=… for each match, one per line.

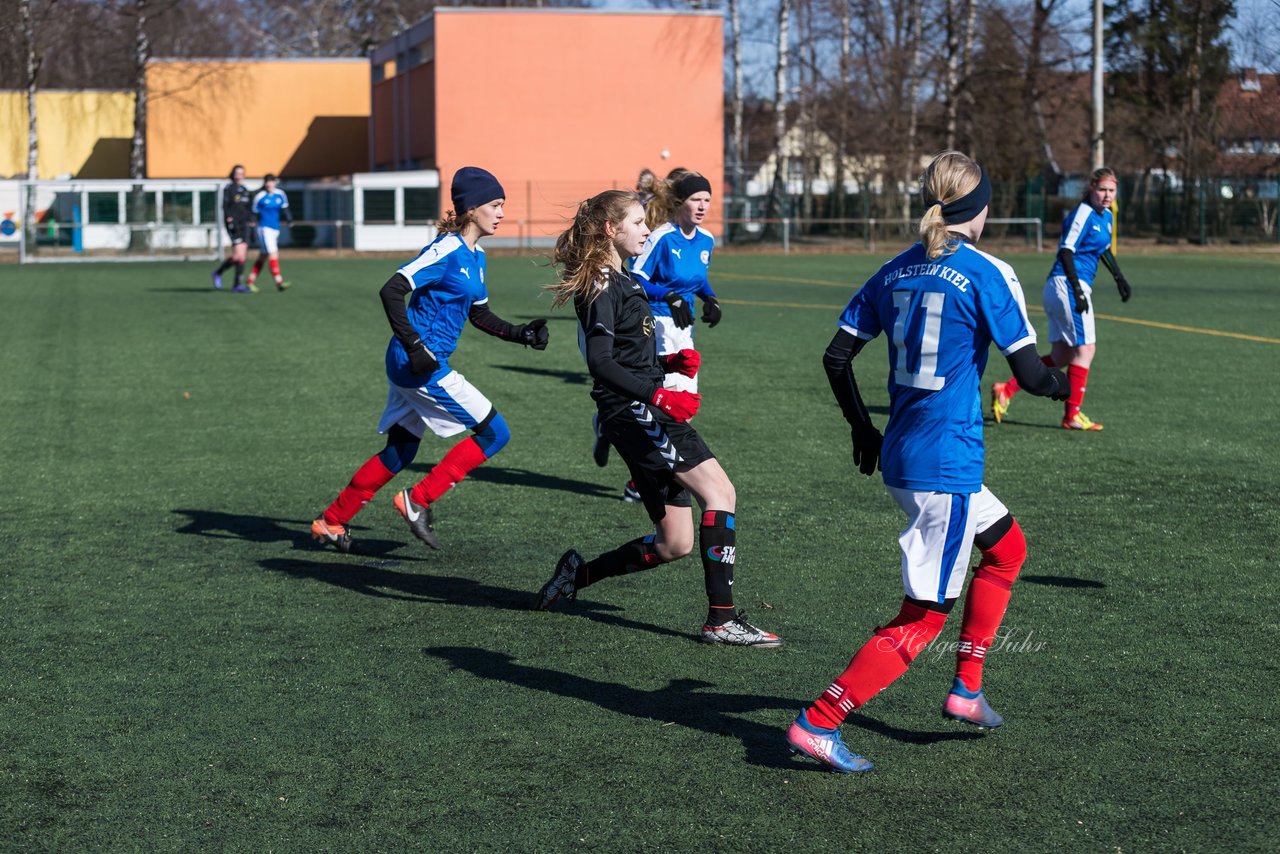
left=211, top=164, right=252, bottom=291
left=991, top=167, right=1133, bottom=430
left=309, top=167, right=550, bottom=554
left=535, top=189, right=782, bottom=649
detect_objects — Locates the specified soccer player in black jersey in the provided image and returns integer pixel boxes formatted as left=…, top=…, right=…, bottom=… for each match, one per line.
left=212, top=165, right=254, bottom=291
left=535, top=189, right=781, bottom=647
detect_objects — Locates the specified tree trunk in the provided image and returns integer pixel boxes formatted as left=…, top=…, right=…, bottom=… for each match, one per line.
left=902, top=0, right=923, bottom=226
left=728, top=0, right=744, bottom=241
left=129, top=0, right=150, bottom=250
left=945, top=0, right=976, bottom=149
left=22, top=0, right=40, bottom=250
left=835, top=0, right=850, bottom=224
left=766, top=0, right=791, bottom=239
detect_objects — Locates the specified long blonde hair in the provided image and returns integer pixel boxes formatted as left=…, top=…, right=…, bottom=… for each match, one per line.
left=547, top=190, right=641, bottom=309
left=917, top=151, right=983, bottom=260
left=644, top=168, right=704, bottom=230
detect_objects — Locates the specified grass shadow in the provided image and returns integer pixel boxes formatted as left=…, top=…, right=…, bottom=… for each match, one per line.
left=425, top=645, right=809, bottom=771
left=467, top=466, right=615, bottom=498
left=493, top=364, right=591, bottom=385
left=1021, top=574, right=1106, bottom=589
left=171, top=508, right=417, bottom=559
left=842, top=712, right=986, bottom=746
left=261, top=557, right=689, bottom=640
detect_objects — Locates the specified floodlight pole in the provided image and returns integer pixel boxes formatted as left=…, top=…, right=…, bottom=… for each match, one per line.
left=1091, top=0, right=1104, bottom=170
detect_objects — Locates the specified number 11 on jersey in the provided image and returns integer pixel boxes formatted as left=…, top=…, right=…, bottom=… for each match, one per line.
left=891, top=290, right=946, bottom=391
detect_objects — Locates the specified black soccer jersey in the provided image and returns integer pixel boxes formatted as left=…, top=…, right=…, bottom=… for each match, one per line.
left=223, top=182, right=253, bottom=227
left=575, top=267, right=666, bottom=418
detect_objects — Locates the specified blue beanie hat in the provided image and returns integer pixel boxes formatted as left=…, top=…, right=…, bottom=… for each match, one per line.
left=451, top=166, right=505, bottom=213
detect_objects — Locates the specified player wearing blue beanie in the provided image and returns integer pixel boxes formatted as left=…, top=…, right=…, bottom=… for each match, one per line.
left=310, top=167, right=548, bottom=554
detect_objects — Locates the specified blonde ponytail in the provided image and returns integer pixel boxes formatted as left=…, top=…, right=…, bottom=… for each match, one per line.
left=917, top=150, right=983, bottom=260
left=547, top=190, right=641, bottom=309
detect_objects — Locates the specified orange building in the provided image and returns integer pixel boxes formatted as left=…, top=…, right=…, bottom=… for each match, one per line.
left=145, top=59, right=370, bottom=179
left=370, top=7, right=724, bottom=239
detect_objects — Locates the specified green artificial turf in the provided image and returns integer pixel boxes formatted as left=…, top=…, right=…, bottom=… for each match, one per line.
left=1, top=248, right=1276, bottom=851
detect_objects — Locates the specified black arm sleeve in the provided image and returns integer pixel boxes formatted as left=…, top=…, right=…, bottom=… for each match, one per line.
left=822, top=329, right=874, bottom=431
left=222, top=185, right=234, bottom=221
left=1058, top=248, right=1082, bottom=293
left=468, top=302, right=520, bottom=341
left=378, top=273, right=418, bottom=350
left=1099, top=249, right=1123, bottom=280
left=1006, top=344, right=1065, bottom=398
left=584, top=333, right=658, bottom=403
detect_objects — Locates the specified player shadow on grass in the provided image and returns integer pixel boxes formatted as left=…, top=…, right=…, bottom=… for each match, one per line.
left=494, top=364, right=591, bottom=385
left=1020, top=574, right=1106, bottom=589
left=466, top=466, right=616, bottom=498
left=425, top=646, right=983, bottom=771
left=259, top=557, right=687, bottom=640
left=172, top=508, right=420, bottom=559
left=425, top=645, right=805, bottom=770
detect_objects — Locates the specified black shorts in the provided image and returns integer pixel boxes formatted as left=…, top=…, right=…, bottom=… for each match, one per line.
left=226, top=220, right=249, bottom=245
left=601, top=402, right=715, bottom=523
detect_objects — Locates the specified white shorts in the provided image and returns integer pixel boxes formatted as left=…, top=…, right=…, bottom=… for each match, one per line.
left=885, top=485, right=1009, bottom=603
left=257, top=226, right=280, bottom=255
left=655, top=314, right=697, bottom=393
left=377, top=369, right=493, bottom=440
left=1043, top=275, right=1096, bottom=346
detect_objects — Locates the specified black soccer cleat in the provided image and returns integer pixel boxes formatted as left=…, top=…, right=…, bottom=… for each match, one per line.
left=393, top=489, right=441, bottom=550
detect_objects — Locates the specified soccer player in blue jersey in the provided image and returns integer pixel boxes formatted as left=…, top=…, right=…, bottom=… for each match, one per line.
left=785, top=151, right=1070, bottom=773
left=535, top=189, right=781, bottom=647
left=212, top=164, right=252, bottom=290
left=593, top=170, right=719, bottom=501
left=310, top=167, right=550, bottom=554
left=246, top=174, right=292, bottom=292
left=991, top=167, right=1133, bottom=430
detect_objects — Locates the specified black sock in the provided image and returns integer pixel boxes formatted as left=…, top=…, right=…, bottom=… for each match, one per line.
left=579, top=536, right=660, bottom=589
left=234, top=262, right=244, bottom=285
left=700, top=510, right=736, bottom=625
left=216, top=259, right=234, bottom=274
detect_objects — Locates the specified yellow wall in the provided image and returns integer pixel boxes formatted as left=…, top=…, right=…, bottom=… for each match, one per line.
left=0, top=91, right=134, bottom=179
left=146, top=60, right=370, bottom=179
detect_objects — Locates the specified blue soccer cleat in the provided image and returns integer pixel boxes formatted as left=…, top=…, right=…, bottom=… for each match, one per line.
left=211, top=270, right=223, bottom=289
left=786, top=709, right=874, bottom=774
left=942, top=677, right=1004, bottom=728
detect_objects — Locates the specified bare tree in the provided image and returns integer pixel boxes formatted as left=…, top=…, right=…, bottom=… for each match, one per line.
left=727, top=0, right=745, bottom=234
left=766, top=0, right=792, bottom=230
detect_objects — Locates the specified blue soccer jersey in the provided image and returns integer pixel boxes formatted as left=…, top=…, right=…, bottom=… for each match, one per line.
left=1050, top=202, right=1112, bottom=284
left=384, top=233, right=488, bottom=387
left=631, top=222, right=716, bottom=317
left=839, top=241, right=1036, bottom=493
left=252, top=189, right=290, bottom=230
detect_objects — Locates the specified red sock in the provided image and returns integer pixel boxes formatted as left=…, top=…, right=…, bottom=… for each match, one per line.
left=323, top=454, right=396, bottom=526
left=269, top=258, right=281, bottom=280
left=1004, top=357, right=1052, bottom=398
left=1066, top=364, right=1090, bottom=418
left=409, top=436, right=488, bottom=506
left=956, top=521, right=1026, bottom=692
left=805, top=600, right=948, bottom=729
left=248, top=258, right=264, bottom=282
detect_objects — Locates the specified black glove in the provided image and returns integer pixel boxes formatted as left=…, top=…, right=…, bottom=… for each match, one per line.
left=663, top=292, right=694, bottom=328
left=850, top=425, right=883, bottom=477
left=1073, top=288, right=1089, bottom=314
left=701, top=296, right=722, bottom=328
left=1047, top=368, right=1070, bottom=401
left=1116, top=276, right=1132, bottom=302
left=515, top=318, right=549, bottom=350
left=406, top=337, right=439, bottom=376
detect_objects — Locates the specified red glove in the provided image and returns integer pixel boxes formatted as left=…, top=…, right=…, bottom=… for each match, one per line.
left=660, top=349, right=701, bottom=378
left=651, top=388, right=701, bottom=421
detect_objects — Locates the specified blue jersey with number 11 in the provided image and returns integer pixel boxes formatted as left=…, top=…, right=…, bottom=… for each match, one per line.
left=839, top=241, right=1035, bottom=493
